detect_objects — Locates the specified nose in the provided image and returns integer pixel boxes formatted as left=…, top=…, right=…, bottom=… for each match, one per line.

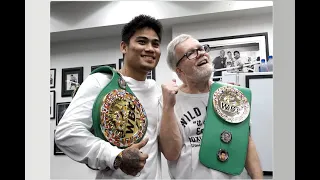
left=145, top=43, right=155, bottom=52
left=196, top=49, right=206, bottom=58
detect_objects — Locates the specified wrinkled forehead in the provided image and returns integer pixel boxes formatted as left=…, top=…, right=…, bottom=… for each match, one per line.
left=175, top=38, right=200, bottom=55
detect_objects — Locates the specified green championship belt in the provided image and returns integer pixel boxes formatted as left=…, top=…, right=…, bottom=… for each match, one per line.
left=90, top=66, right=148, bottom=149
left=199, top=82, right=251, bottom=175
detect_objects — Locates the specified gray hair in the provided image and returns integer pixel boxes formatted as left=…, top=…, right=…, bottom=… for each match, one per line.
left=166, top=34, right=192, bottom=71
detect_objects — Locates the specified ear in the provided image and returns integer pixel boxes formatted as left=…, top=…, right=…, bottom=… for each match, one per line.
left=120, top=41, right=127, bottom=54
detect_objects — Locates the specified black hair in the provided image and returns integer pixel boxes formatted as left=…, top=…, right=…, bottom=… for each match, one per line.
left=227, top=51, right=232, bottom=54
left=121, top=14, right=163, bottom=44
left=234, top=50, right=240, bottom=55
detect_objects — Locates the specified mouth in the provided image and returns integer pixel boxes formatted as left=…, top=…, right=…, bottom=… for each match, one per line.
left=141, top=55, right=155, bottom=60
left=197, top=59, right=208, bottom=66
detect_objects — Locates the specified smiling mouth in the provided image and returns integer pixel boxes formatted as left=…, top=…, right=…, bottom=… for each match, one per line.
left=141, top=55, right=155, bottom=60
left=197, top=60, right=208, bottom=66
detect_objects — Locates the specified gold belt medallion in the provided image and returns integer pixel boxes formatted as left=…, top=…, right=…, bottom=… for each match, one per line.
left=213, top=86, right=250, bottom=123
left=100, top=89, right=147, bottom=148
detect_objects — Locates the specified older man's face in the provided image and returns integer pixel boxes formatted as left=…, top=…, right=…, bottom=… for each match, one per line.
left=175, top=38, right=213, bottom=81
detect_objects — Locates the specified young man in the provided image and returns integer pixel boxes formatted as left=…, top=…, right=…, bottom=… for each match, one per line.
left=55, top=14, right=163, bottom=179
left=159, top=34, right=263, bottom=179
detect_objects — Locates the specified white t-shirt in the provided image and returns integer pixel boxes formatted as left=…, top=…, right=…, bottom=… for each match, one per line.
left=163, top=89, right=251, bottom=179
left=55, top=72, right=162, bottom=179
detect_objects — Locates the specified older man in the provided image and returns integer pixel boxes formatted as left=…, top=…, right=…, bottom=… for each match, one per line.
left=159, top=34, right=263, bottom=179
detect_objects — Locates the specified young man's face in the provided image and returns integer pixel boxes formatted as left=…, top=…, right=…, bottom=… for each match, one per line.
left=121, top=27, right=161, bottom=72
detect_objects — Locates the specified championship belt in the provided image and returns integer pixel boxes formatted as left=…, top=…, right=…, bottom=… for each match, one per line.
left=90, top=66, right=148, bottom=149
left=199, top=82, right=251, bottom=175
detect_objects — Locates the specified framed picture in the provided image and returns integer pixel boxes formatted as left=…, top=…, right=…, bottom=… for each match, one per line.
left=56, top=102, right=70, bottom=125
left=198, top=32, right=269, bottom=80
left=50, top=68, right=56, bottom=88
left=245, top=74, right=273, bottom=176
left=53, top=130, right=65, bottom=155
left=61, top=67, right=83, bottom=97
left=91, top=63, right=116, bottom=72
left=146, top=69, right=156, bottom=80
left=119, top=58, right=156, bottom=80
left=118, top=58, right=124, bottom=70
left=50, top=90, right=55, bottom=119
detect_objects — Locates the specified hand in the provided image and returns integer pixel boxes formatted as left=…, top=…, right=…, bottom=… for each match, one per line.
left=119, top=138, right=149, bottom=176
left=161, top=79, right=179, bottom=108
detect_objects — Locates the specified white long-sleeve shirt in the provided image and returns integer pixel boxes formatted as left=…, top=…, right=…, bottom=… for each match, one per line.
left=55, top=72, right=162, bottom=179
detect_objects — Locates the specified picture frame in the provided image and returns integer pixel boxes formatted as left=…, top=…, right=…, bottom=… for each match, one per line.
left=118, top=58, right=156, bottom=80
left=118, top=58, right=124, bottom=70
left=56, top=102, right=70, bottom=126
left=53, top=130, right=65, bottom=155
left=245, top=74, right=273, bottom=176
left=91, top=63, right=116, bottom=72
left=50, top=90, right=56, bottom=119
left=61, top=67, right=83, bottom=97
left=198, top=32, right=269, bottom=81
left=50, top=68, right=56, bottom=88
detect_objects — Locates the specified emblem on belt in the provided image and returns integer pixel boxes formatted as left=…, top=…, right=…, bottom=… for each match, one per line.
left=100, top=89, right=148, bottom=148
left=213, top=86, right=250, bottom=123
left=217, top=149, right=229, bottom=162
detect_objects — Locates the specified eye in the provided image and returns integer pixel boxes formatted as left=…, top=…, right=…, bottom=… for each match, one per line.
left=137, top=40, right=146, bottom=45
left=186, top=49, right=196, bottom=57
left=152, top=42, right=160, bottom=48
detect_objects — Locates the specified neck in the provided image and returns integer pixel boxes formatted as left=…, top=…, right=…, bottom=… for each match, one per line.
left=119, top=65, right=147, bottom=81
left=181, top=79, right=213, bottom=94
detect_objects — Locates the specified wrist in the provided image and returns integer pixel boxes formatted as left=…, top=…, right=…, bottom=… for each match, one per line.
left=113, top=151, right=123, bottom=170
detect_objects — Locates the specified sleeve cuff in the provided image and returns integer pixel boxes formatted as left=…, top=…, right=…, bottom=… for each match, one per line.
left=106, top=147, right=124, bottom=170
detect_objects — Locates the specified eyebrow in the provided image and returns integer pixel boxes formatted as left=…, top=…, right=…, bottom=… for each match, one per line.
left=185, top=44, right=202, bottom=52
left=135, top=36, right=160, bottom=43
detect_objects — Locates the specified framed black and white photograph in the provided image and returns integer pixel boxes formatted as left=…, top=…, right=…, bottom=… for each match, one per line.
left=56, top=102, right=70, bottom=125
left=146, top=69, right=156, bottom=80
left=50, top=90, right=56, bottom=119
left=50, top=68, right=56, bottom=88
left=61, top=67, right=83, bottom=97
left=198, top=32, right=269, bottom=80
left=53, top=130, right=65, bottom=155
left=91, top=63, right=116, bottom=72
left=118, top=58, right=124, bottom=70
left=119, top=58, right=156, bottom=80
left=245, top=74, right=273, bottom=176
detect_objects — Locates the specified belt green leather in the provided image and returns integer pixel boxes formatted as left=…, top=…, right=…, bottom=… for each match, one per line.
left=199, top=82, right=251, bottom=175
left=90, top=66, right=148, bottom=149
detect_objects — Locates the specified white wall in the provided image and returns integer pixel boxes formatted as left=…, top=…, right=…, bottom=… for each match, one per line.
left=50, top=13, right=273, bottom=180
left=51, top=1, right=273, bottom=32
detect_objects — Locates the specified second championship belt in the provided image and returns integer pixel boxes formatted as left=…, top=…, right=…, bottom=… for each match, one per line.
left=199, top=82, right=251, bottom=175
left=90, top=66, right=148, bottom=149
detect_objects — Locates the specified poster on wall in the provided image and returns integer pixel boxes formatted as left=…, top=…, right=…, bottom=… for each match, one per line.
left=50, top=68, right=56, bottom=88
left=198, top=32, right=269, bottom=81
left=56, top=102, right=70, bottom=126
left=53, top=130, right=65, bottom=155
left=61, top=67, right=83, bottom=97
left=91, top=63, right=116, bottom=72
left=50, top=90, right=55, bottom=119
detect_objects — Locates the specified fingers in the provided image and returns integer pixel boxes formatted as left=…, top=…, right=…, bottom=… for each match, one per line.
left=135, top=137, right=149, bottom=149
left=139, top=152, right=149, bottom=161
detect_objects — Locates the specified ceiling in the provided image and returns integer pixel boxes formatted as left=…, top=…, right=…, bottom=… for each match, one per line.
left=50, top=6, right=272, bottom=43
